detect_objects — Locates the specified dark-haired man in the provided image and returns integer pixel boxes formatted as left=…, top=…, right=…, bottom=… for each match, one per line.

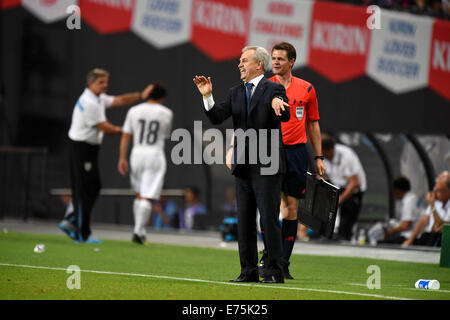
left=61, top=68, right=153, bottom=243
left=118, top=83, right=173, bottom=244
left=322, top=134, right=367, bottom=241
left=259, top=42, right=326, bottom=280
left=380, top=176, right=421, bottom=244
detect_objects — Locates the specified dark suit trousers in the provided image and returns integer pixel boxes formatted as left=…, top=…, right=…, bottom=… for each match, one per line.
left=68, top=139, right=101, bottom=241
left=234, top=169, right=283, bottom=277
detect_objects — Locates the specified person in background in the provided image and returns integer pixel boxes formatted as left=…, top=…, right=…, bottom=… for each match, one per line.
left=151, top=195, right=178, bottom=230
left=179, top=187, right=207, bottom=231
left=118, top=83, right=173, bottom=245
left=60, top=68, right=153, bottom=243
left=220, top=186, right=238, bottom=218
left=402, top=171, right=450, bottom=247
left=322, top=134, right=367, bottom=241
left=377, top=176, right=421, bottom=244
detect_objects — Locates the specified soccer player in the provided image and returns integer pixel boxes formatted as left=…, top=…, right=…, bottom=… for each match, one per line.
left=260, top=42, right=326, bottom=279
left=61, top=68, right=153, bottom=243
left=118, top=83, right=173, bottom=244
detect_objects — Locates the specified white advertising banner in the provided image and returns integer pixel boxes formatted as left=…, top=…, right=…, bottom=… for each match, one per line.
left=247, top=0, right=313, bottom=67
left=132, top=0, right=192, bottom=49
left=367, top=9, right=433, bottom=93
left=22, top=0, right=77, bottom=23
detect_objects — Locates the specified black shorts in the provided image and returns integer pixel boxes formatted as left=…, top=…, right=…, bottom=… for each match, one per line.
left=282, top=143, right=308, bottom=199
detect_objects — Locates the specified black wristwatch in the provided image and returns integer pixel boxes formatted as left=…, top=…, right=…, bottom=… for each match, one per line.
left=314, top=155, right=324, bottom=160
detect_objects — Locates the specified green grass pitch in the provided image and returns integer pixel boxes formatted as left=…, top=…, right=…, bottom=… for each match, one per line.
left=0, top=232, right=449, bottom=300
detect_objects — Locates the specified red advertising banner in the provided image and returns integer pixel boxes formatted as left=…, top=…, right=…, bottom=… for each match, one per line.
left=190, top=0, right=251, bottom=61
left=79, top=0, right=136, bottom=34
left=428, top=19, right=450, bottom=101
left=1, top=0, right=21, bottom=9
left=308, top=2, right=371, bottom=83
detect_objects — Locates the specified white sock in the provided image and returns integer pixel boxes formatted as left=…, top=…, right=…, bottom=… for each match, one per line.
left=135, top=199, right=151, bottom=237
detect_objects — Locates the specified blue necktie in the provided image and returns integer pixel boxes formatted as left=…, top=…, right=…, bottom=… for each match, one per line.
left=245, top=82, right=254, bottom=114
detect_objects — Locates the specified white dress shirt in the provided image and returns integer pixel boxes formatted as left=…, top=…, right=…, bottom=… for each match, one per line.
left=424, top=199, right=450, bottom=232
left=323, top=143, right=367, bottom=192
left=202, top=74, right=265, bottom=111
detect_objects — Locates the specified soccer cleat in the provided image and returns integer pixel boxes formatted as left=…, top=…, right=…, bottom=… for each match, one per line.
left=59, top=220, right=77, bottom=240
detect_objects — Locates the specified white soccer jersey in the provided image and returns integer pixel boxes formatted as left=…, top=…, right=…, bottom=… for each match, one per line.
left=68, top=88, right=114, bottom=145
left=324, top=143, right=367, bottom=192
left=122, top=102, right=173, bottom=154
left=122, top=102, right=173, bottom=199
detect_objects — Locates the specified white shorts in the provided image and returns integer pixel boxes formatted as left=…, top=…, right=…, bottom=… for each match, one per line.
left=130, top=151, right=166, bottom=200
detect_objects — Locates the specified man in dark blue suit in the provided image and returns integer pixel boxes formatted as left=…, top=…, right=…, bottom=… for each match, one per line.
left=194, top=46, right=290, bottom=283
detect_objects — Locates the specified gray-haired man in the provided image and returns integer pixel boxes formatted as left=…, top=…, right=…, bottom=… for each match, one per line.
left=60, top=68, right=153, bottom=243
left=194, top=46, right=290, bottom=283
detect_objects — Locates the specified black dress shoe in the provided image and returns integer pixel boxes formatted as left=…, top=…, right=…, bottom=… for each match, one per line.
left=260, top=275, right=284, bottom=284
left=230, top=273, right=260, bottom=283
left=281, top=261, right=294, bottom=280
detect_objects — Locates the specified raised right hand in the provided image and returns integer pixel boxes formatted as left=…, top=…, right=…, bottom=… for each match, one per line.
left=193, top=75, right=213, bottom=98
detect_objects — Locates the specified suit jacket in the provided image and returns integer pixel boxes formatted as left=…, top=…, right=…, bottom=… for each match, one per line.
left=204, top=77, right=289, bottom=176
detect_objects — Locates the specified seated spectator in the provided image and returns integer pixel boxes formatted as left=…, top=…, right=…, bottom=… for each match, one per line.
left=402, top=171, right=450, bottom=247
left=443, top=0, right=450, bottom=18
left=151, top=195, right=178, bottom=230
left=429, top=0, right=444, bottom=17
left=179, top=187, right=207, bottom=231
left=220, top=186, right=237, bottom=218
left=375, top=176, right=421, bottom=244
left=409, top=0, right=434, bottom=15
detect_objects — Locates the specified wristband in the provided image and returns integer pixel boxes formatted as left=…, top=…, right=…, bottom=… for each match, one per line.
left=314, top=155, right=324, bottom=160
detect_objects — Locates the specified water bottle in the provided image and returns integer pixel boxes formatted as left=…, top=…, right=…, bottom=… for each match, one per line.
left=415, top=279, right=440, bottom=290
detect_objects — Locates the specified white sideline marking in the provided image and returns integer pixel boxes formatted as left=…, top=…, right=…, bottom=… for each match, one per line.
left=0, top=262, right=413, bottom=300
left=347, top=283, right=450, bottom=293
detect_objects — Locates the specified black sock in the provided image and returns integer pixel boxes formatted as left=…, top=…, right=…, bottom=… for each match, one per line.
left=282, top=219, right=298, bottom=262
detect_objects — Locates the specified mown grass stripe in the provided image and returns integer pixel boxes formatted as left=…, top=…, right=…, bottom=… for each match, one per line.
left=0, top=262, right=413, bottom=300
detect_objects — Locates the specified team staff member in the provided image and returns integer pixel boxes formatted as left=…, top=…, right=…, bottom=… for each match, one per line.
left=322, top=134, right=367, bottom=241
left=60, top=68, right=153, bottom=243
left=259, top=42, right=326, bottom=279
left=194, top=46, right=290, bottom=284
left=118, top=83, right=173, bottom=245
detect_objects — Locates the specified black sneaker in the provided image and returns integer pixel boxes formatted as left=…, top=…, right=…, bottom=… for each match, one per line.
left=132, top=233, right=146, bottom=245
left=258, top=250, right=268, bottom=278
left=281, top=260, right=294, bottom=280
